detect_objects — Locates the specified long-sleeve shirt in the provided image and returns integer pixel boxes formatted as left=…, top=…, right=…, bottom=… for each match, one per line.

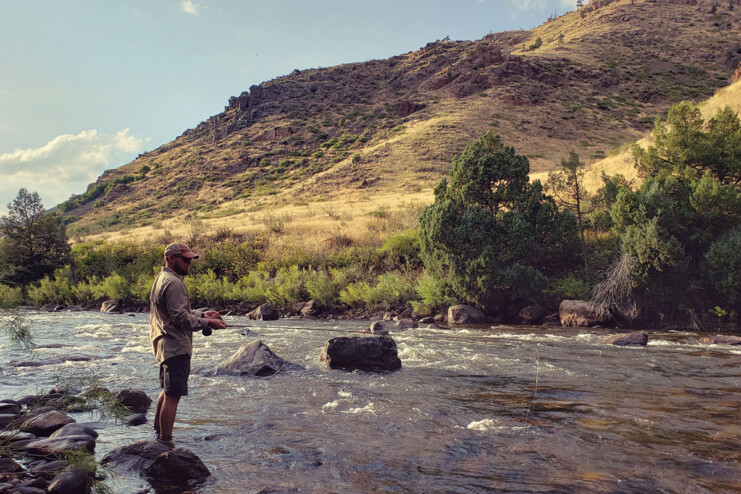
left=149, top=267, right=209, bottom=363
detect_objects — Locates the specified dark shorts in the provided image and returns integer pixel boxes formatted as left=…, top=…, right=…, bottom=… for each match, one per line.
left=159, top=354, right=191, bottom=397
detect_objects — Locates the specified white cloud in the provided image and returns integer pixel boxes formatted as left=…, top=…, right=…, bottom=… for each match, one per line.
left=180, top=0, right=199, bottom=15
left=0, top=128, right=144, bottom=212
left=508, top=0, right=577, bottom=11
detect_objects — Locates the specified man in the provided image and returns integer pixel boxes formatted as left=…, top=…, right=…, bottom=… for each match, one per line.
left=149, top=242, right=227, bottom=447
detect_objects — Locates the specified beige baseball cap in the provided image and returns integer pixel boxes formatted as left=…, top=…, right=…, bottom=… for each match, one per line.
left=164, top=242, right=199, bottom=259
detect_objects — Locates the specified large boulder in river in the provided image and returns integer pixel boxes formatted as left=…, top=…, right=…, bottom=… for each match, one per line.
left=216, top=340, right=286, bottom=376
left=321, top=335, right=401, bottom=373
left=246, top=302, right=279, bottom=321
left=101, top=440, right=171, bottom=471
left=116, top=388, right=152, bottom=413
left=20, top=410, right=75, bottom=436
left=448, top=305, right=487, bottom=325
left=23, top=434, right=96, bottom=458
left=47, top=466, right=92, bottom=494
left=559, top=300, right=599, bottom=327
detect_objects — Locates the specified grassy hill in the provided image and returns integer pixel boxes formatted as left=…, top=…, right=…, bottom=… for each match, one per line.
left=62, top=0, right=741, bottom=248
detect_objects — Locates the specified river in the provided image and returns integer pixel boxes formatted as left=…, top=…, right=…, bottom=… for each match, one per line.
left=1, top=311, right=740, bottom=493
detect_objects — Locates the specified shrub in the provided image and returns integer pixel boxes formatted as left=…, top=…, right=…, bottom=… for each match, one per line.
left=0, top=284, right=23, bottom=308
left=706, top=226, right=741, bottom=308
left=94, top=273, right=131, bottom=302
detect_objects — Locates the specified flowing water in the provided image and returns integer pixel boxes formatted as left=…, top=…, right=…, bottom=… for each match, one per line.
left=2, top=311, right=741, bottom=493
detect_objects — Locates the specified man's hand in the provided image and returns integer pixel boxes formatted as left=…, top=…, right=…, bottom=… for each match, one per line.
left=207, top=317, right=227, bottom=330
left=203, top=310, right=221, bottom=319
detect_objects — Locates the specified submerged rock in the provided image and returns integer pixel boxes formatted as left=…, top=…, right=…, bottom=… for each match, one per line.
left=321, top=335, right=401, bottom=373
left=143, top=448, right=210, bottom=487
left=604, top=332, right=649, bottom=346
left=215, top=340, right=287, bottom=376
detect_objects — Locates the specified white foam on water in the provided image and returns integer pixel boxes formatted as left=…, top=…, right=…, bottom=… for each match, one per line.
left=121, top=344, right=149, bottom=354
left=344, top=402, right=375, bottom=414
left=337, top=390, right=352, bottom=398
left=466, top=418, right=529, bottom=434
left=322, top=400, right=340, bottom=411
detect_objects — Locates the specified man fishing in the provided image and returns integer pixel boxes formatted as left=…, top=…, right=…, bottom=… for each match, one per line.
left=149, top=242, right=227, bottom=448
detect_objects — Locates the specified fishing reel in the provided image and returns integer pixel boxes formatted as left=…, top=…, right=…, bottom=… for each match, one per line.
left=202, top=328, right=213, bottom=336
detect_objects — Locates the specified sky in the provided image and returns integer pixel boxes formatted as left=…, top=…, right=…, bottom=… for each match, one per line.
left=0, top=0, right=578, bottom=214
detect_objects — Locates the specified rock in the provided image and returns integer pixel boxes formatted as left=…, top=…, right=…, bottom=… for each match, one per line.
left=369, top=321, right=388, bottom=335
left=0, top=414, right=21, bottom=429
left=289, top=302, right=306, bottom=314
left=41, top=303, right=63, bottom=312
left=448, top=305, right=487, bottom=325
left=246, top=302, right=279, bottom=321
left=559, top=300, right=599, bottom=327
left=0, top=402, right=21, bottom=414
left=30, top=460, right=68, bottom=477
left=300, top=299, right=319, bottom=317
left=700, top=335, right=741, bottom=345
left=383, top=311, right=393, bottom=321
left=101, top=440, right=171, bottom=471
left=10, top=486, right=47, bottom=494
left=100, top=300, right=118, bottom=312
left=216, top=340, right=285, bottom=376
left=49, top=424, right=98, bottom=439
left=22, top=435, right=96, bottom=458
left=64, top=305, right=85, bottom=312
left=397, top=319, right=418, bottom=330
left=321, top=335, right=402, bottom=373
left=47, top=466, right=90, bottom=494
left=20, top=411, right=75, bottom=436
left=0, top=431, right=36, bottom=443
left=143, top=448, right=211, bottom=489
left=604, top=332, right=649, bottom=346
left=116, top=389, right=152, bottom=413
left=125, top=413, right=147, bottom=426
left=519, top=304, right=547, bottom=324
left=0, top=457, right=24, bottom=473
left=418, top=316, right=435, bottom=324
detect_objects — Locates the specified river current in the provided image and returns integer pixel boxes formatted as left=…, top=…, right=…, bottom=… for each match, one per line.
left=1, top=311, right=740, bottom=493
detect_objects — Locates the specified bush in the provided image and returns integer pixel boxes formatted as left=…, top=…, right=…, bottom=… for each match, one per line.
left=706, top=227, right=741, bottom=307
left=0, top=284, right=23, bottom=308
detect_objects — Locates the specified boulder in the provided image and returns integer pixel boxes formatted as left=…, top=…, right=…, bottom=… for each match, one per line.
left=20, top=411, right=75, bottom=436
left=246, top=302, right=279, bottom=321
left=369, top=321, right=389, bottom=335
left=41, top=303, right=63, bottom=312
left=125, top=413, right=148, bottom=426
left=604, top=332, right=649, bottom=346
left=30, top=460, right=68, bottom=477
left=0, top=431, right=36, bottom=443
left=519, top=304, right=547, bottom=324
left=448, top=305, right=487, bottom=325
left=0, top=402, right=22, bottom=415
left=418, top=316, right=435, bottom=324
left=321, top=335, right=401, bottom=373
left=700, top=335, right=741, bottom=345
left=0, top=413, right=21, bottom=429
left=101, top=440, right=171, bottom=471
left=397, top=319, right=418, bottom=330
left=64, top=305, right=85, bottom=312
left=559, top=300, right=599, bottom=327
left=22, top=435, right=96, bottom=458
left=47, top=466, right=91, bottom=494
left=100, top=300, right=118, bottom=312
left=49, top=423, right=98, bottom=439
left=143, top=448, right=211, bottom=489
left=300, top=299, right=320, bottom=317
left=116, top=389, right=152, bottom=413
left=216, top=340, right=285, bottom=377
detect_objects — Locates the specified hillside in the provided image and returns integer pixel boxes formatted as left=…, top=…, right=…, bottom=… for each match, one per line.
left=63, top=0, right=741, bottom=243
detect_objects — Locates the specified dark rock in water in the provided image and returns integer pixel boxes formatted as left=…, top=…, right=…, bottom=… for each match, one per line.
left=30, top=460, right=68, bottom=477
left=216, top=340, right=286, bottom=376
left=246, top=302, right=280, bottom=320
left=519, top=304, right=547, bottom=324
left=700, top=335, right=741, bottom=345
left=0, top=431, right=36, bottom=443
left=22, top=434, right=96, bottom=458
left=125, top=413, right=147, bottom=426
left=143, top=448, right=211, bottom=489
left=8, top=359, right=61, bottom=368
left=49, top=423, right=98, bottom=439
left=448, top=305, right=487, bottom=325
left=64, top=305, right=85, bottom=312
left=559, top=300, right=599, bottom=327
left=321, top=335, right=402, bottom=373
left=369, top=321, right=388, bottom=335
left=397, top=318, right=418, bottom=330
left=41, top=303, right=63, bottom=312
left=15, top=395, right=35, bottom=406
left=255, top=485, right=300, bottom=493
left=20, top=411, right=75, bottom=436
left=47, top=466, right=91, bottom=494
left=604, top=332, right=649, bottom=346
left=101, top=440, right=171, bottom=471
left=0, top=414, right=21, bottom=429
left=116, top=389, right=152, bottom=413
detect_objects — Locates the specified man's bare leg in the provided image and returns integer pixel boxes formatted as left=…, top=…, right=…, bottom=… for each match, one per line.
left=154, top=391, right=165, bottom=437
left=158, top=394, right=181, bottom=443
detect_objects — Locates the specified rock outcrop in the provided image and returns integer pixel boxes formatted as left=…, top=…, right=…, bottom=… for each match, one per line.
left=559, top=300, right=599, bottom=327
left=246, top=302, right=280, bottom=321
left=447, top=305, right=487, bottom=325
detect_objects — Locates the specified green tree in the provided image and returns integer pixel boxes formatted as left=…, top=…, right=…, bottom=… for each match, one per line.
left=546, top=151, right=591, bottom=272
left=0, top=189, right=70, bottom=285
left=611, top=104, right=741, bottom=324
left=419, top=132, right=579, bottom=314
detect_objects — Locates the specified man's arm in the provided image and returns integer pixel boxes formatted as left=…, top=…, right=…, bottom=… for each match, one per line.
left=164, top=281, right=210, bottom=332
